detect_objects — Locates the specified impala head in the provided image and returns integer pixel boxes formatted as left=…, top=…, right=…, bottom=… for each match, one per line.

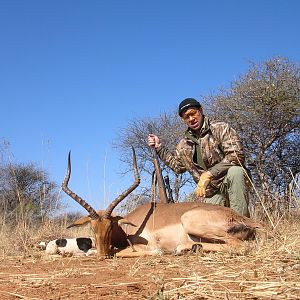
left=90, top=213, right=114, bottom=257
left=62, top=147, right=140, bottom=257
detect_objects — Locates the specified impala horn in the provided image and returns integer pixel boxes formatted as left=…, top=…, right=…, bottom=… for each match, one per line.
left=103, top=146, right=140, bottom=218
left=62, top=151, right=99, bottom=220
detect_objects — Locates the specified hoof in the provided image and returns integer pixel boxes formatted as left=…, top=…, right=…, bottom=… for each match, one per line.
left=173, top=244, right=203, bottom=256
left=191, top=243, right=203, bottom=253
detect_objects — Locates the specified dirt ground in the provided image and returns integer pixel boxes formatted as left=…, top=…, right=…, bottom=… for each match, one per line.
left=0, top=249, right=299, bottom=300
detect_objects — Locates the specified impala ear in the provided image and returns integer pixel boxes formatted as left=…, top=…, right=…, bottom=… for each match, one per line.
left=67, top=216, right=92, bottom=229
left=118, top=218, right=137, bottom=227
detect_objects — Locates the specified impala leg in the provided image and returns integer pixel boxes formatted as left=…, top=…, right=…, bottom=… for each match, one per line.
left=175, top=241, right=243, bottom=254
left=114, top=245, right=163, bottom=258
left=115, top=250, right=160, bottom=258
left=178, top=210, right=244, bottom=253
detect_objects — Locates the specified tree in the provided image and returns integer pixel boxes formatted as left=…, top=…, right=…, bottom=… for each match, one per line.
left=114, top=111, right=195, bottom=202
left=204, top=57, right=300, bottom=198
left=0, top=162, right=61, bottom=224
left=115, top=57, right=299, bottom=211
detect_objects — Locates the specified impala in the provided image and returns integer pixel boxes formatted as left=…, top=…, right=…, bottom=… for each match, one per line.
left=62, top=148, right=262, bottom=258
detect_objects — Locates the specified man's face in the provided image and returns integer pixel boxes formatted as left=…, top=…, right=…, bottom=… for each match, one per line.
left=181, top=107, right=203, bottom=130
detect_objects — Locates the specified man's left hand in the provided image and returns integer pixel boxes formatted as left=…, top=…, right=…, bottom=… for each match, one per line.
left=196, top=171, right=213, bottom=197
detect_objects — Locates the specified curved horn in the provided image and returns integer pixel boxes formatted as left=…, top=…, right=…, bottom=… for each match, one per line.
left=103, top=147, right=140, bottom=218
left=62, top=151, right=99, bottom=220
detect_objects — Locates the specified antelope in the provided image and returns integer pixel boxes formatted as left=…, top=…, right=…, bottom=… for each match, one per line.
left=62, top=148, right=263, bottom=258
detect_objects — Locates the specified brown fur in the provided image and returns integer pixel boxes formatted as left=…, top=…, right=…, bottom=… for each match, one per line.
left=64, top=149, right=262, bottom=257
left=68, top=202, right=263, bottom=257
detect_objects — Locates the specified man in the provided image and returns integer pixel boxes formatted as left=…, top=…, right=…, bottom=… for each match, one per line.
left=148, top=98, right=250, bottom=216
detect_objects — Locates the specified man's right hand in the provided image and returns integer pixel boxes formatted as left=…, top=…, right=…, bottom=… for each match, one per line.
left=148, top=134, right=161, bottom=149
left=196, top=171, right=213, bottom=197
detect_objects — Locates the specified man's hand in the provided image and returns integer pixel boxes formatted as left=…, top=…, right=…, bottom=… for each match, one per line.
left=148, top=134, right=161, bottom=149
left=196, top=171, right=213, bottom=197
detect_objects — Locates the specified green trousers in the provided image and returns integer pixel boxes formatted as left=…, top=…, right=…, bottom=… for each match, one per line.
left=204, top=166, right=250, bottom=217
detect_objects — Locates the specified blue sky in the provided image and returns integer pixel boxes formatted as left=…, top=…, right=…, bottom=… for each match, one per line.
left=1, top=1, right=299, bottom=213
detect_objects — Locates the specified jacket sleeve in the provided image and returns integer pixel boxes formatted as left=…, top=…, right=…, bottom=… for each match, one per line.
left=209, top=123, right=245, bottom=178
left=156, top=145, right=187, bottom=174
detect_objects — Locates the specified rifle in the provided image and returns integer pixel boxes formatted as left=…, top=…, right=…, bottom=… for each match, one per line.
left=164, top=175, right=174, bottom=203
left=148, top=125, right=169, bottom=204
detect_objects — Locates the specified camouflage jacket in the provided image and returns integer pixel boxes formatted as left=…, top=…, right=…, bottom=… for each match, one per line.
left=156, top=116, right=245, bottom=197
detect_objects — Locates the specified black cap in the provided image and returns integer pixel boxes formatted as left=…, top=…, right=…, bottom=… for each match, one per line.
left=178, top=98, right=201, bottom=116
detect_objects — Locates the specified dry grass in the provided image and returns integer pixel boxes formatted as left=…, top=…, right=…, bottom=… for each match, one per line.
left=0, top=213, right=93, bottom=257
left=0, top=214, right=299, bottom=299
left=0, top=184, right=299, bottom=299
left=153, top=219, right=300, bottom=299
left=122, top=217, right=300, bottom=299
